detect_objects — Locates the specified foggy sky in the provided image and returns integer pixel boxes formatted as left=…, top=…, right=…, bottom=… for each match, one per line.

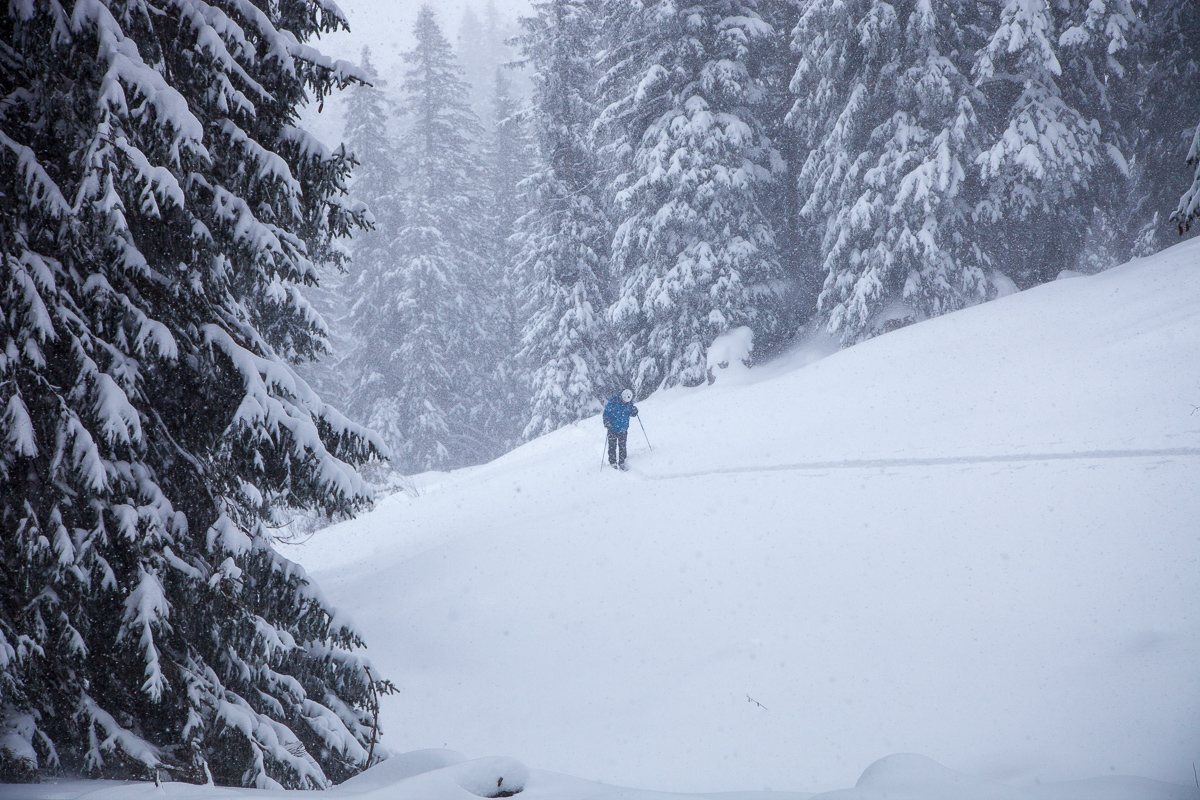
left=304, top=0, right=532, bottom=149
left=323, top=0, right=531, bottom=68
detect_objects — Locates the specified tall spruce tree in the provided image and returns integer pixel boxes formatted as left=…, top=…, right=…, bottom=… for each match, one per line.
left=457, top=4, right=492, bottom=121
left=0, top=0, right=392, bottom=788
left=785, top=0, right=886, bottom=326
left=1149, top=1, right=1200, bottom=233
left=972, top=0, right=1111, bottom=287
left=596, top=0, right=788, bottom=393
left=1054, top=0, right=1142, bottom=269
left=487, top=69, right=535, bottom=247
left=790, top=0, right=995, bottom=341
left=299, top=47, right=401, bottom=416
left=513, top=0, right=615, bottom=436
left=344, top=49, right=404, bottom=275
left=346, top=5, right=494, bottom=472
left=481, top=68, right=535, bottom=448
left=457, top=1, right=518, bottom=128
left=333, top=48, right=402, bottom=433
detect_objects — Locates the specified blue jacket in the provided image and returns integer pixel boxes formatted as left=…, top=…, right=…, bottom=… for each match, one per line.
left=603, top=395, right=638, bottom=433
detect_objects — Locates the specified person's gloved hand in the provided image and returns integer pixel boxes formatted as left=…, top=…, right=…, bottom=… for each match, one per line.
left=631, top=405, right=638, bottom=416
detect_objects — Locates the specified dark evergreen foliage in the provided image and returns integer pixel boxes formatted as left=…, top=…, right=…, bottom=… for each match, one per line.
left=595, top=0, right=789, bottom=392
left=0, top=0, right=391, bottom=788
left=1151, top=0, right=1200, bottom=232
left=512, top=0, right=616, bottom=436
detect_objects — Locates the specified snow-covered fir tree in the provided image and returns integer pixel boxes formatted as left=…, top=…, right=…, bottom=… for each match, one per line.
left=1123, top=0, right=1200, bottom=247
left=787, top=0, right=1151, bottom=339
left=789, top=0, right=995, bottom=340
left=1145, top=0, right=1200, bottom=234
left=971, top=0, right=1113, bottom=287
left=487, top=69, right=536, bottom=247
left=299, top=47, right=401, bottom=415
left=344, top=49, right=404, bottom=278
left=345, top=5, right=498, bottom=472
left=596, top=0, right=789, bottom=392
left=457, top=4, right=492, bottom=120
left=1047, top=0, right=1143, bottom=271
left=457, top=1, right=519, bottom=127
left=0, top=0, right=392, bottom=788
left=513, top=0, right=616, bottom=436
left=481, top=69, right=536, bottom=448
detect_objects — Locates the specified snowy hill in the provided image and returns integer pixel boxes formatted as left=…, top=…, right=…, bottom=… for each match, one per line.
left=17, top=243, right=1196, bottom=800
left=279, top=239, right=1200, bottom=795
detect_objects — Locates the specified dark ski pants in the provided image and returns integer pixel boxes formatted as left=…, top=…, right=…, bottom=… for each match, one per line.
left=607, top=429, right=628, bottom=465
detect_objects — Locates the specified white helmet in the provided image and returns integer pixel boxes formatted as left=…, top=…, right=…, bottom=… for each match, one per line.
left=621, top=389, right=633, bottom=403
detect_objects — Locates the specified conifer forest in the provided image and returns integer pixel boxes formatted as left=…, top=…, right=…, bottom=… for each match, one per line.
left=1, top=0, right=1198, bottom=790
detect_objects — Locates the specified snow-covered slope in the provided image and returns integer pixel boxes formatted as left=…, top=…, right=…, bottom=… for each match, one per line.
left=288, top=242, right=1200, bottom=795
left=9, top=752, right=1198, bottom=800
left=6, top=752, right=1199, bottom=800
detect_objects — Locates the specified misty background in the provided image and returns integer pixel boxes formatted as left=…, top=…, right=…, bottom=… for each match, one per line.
left=286, top=0, right=1200, bottom=485
left=301, top=0, right=533, bottom=147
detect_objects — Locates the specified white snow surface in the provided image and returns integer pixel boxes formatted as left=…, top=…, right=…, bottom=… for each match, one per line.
left=9, top=243, right=1198, bottom=800
left=284, top=239, right=1200, bottom=794
left=3, top=752, right=1196, bottom=800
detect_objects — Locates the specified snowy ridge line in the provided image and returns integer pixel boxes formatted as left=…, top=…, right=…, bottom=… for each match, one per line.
left=638, top=446, right=1200, bottom=479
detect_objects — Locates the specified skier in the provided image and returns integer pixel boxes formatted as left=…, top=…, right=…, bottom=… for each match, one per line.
left=603, top=389, right=639, bottom=470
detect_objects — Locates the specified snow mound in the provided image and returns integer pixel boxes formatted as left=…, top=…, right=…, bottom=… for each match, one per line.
left=345, top=756, right=529, bottom=800
left=706, top=325, right=753, bottom=383
left=336, top=749, right=467, bottom=790
left=846, top=754, right=1023, bottom=800
left=446, top=757, right=529, bottom=798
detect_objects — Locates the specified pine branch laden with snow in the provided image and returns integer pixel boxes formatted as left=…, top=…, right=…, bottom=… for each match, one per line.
left=512, top=0, right=616, bottom=437
left=1114, top=0, right=1200, bottom=251
left=1175, top=120, right=1200, bottom=231
left=0, top=0, right=392, bottom=788
left=596, top=0, right=788, bottom=394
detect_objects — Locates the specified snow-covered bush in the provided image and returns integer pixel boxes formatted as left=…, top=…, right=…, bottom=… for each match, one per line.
left=706, top=326, right=754, bottom=383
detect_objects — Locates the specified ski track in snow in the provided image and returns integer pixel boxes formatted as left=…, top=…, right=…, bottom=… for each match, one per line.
left=636, top=446, right=1200, bottom=480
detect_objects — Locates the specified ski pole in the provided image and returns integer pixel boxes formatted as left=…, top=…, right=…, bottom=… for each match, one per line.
left=600, top=432, right=608, bottom=472
left=637, top=416, right=653, bottom=450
